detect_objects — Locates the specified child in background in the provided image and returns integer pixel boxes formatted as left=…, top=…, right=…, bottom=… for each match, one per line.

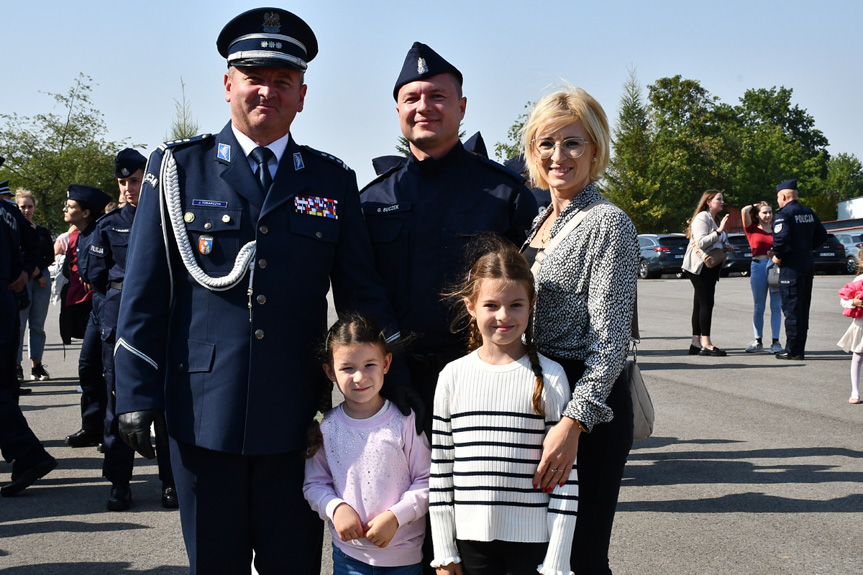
left=304, top=313, right=431, bottom=574
left=838, top=269, right=863, bottom=404
left=431, top=240, right=577, bottom=575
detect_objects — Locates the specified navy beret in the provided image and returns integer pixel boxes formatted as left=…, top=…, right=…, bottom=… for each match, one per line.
left=217, top=8, right=317, bottom=71
left=0, top=179, right=11, bottom=196
left=393, top=42, right=463, bottom=101
left=67, top=184, right=110, bottom=213
left=114, top=148, right=147, bottom=178
left=776, top=179, right=798, bottom=192
left=464, top=132, right=488, bottom=159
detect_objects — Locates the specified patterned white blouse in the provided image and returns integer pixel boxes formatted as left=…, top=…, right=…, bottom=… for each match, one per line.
left=523, top=183, right=638, bottom=431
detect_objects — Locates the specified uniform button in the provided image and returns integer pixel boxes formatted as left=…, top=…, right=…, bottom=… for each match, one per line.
left=178, top=363, right=184, bottom=371
left=204, top=222, right=212, bottom=230
left=222, top=214, right=231, bottom=223
left=315, top=231, right=323, bottom=239
left=255, top=329, right=265, bottom=340
left=259, top=225, right=269, bottom=234
left=256, top=294, right=266, bottom=305
left=258, top=259, right=268, bottom=268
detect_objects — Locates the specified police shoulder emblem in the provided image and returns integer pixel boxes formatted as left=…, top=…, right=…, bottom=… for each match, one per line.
left=774, top=223, right=783, bottom=233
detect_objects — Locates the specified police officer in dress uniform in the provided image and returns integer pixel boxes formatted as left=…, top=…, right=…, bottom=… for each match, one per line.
left=63, top=185, right=111, bottom=449
left=114, top=9, right=400, bottom=574
left=360, top=42, right=537, bottom=436
left=88, top=149, right=177, bottom=511
left=772, top=179, right=827, bottom=360
left=0, top=164, right=57, bottom=496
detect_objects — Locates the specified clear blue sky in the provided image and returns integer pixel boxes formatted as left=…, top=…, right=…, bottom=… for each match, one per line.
left=2, top=0, right=860, bottom=187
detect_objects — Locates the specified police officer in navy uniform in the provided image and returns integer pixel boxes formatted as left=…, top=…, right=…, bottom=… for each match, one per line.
left=88, top=149, right=177, bottom=511
left=0, top=163, right=57, bottom=496
left=63, top=185, right=111, bottom=448
left=361, top=42, right=537, bottom=436
left=772, top=178, right=827, bottom=360
left=114, top=9, right=400, bottom=574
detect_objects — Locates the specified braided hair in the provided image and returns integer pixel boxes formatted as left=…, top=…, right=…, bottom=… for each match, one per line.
left=447, top=236, right=545, bottom=416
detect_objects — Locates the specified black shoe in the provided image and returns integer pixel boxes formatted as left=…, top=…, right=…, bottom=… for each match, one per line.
left=1, top=456, right=57, bottom=497
left=699, top=346, right=727, bottom=357
left=688, top=345, right=701, bottom=355
left=16, top=365, right=24, bottom=382
left=107, top=484, right=132, bottom=511
left=97, top=443, right=106, bottom=453
left=776, top=352, right=805, bottom=361
left=17, top=387, right=32, bottom=396
left=31, top=364, right=50, bottom=381
left=162, top=484, right=179, bottom=509
left=65, top=429, right=102, bottom=448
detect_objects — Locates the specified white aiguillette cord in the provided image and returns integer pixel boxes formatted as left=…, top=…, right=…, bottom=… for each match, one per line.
left=159, top=148, right=258, bottom=319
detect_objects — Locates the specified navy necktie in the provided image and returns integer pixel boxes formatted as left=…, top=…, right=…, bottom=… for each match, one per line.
left=250, top=146, right=274, bottom=192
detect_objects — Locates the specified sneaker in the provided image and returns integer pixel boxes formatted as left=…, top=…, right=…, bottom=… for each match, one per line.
left=16, top=365, right=24, bottom=382
left=745, top=341, right=763, bottom=353
left=31, top=364, right=50, bottom=381
left=769, top=342, right=783, bottom=354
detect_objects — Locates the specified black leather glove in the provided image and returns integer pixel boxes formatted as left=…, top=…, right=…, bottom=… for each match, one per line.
left=118, top=409, right=165, bottom=460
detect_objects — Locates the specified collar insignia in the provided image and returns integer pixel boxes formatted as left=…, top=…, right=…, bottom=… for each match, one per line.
left=293, top=152, right=305, bottom=171
left=218, top=143, right=231, bottom=162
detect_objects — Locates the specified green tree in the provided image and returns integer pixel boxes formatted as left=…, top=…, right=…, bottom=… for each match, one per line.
left=603, top=69, right=658, bottom=233
left=493, top=102, right=533, bottom=162
left=807, top=153, right=863, bottom=220
left=165, top=77, right=200, bottom=141
left=0, top=74, right=132, bottom=234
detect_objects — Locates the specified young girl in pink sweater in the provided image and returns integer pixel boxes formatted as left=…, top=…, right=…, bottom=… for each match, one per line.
left=304, top=313, right=431, bottom=574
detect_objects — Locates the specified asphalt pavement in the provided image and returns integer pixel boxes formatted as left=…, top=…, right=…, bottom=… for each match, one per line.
left=2, top=274, right=861, bottom=574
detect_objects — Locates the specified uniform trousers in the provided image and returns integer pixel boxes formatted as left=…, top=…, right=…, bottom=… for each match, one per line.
left=78, top=300, right=106, bottom=433
left=549, top=356, right=633, bottom=575
left=779, top=265, right=815, bottom=356
left=169, top=438, right=323, bottom=575
left=0, top=289, right=50, bottom=472
left=17, top=276, right=51, bottom=363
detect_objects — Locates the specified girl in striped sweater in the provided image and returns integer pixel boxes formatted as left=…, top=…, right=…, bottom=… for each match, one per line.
left=431, top=241, right=577, bottom=575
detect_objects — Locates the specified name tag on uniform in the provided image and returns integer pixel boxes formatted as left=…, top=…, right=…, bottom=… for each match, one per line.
left=295, top=195, right=338, bottom=219
left=193, top=199, right=229, bottom=208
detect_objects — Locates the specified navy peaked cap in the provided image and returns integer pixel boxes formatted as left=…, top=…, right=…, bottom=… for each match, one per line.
left=67, top=184, right=110, bottom=213
left=393, top=42, right=462, bottom=100
left=0, top=179, right=11, bottom=196
left=217, top=8, right=317, bottom=71
left=776, top=178, right=798, bottom=192
left=114, top=148, right=147, bottom=178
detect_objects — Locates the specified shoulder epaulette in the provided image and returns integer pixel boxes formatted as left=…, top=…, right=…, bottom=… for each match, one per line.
left=359, top=165, right=402, bottom=194
left=95, top=206, right=122, bottom=224
left=301, top=145, right=351, bottom=171
left=159, top=133, right=214, bottom=151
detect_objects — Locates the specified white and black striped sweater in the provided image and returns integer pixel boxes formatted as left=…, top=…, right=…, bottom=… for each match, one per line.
left=430, top=350, right=578, bottom=575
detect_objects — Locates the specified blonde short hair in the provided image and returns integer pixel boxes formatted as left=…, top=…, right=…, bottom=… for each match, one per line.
left=520, top=85, right=610, bottom=190
left=15, top=188, right=36, bottom=206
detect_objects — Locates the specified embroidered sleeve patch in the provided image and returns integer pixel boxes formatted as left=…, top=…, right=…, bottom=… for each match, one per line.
left=295, top=195, right=338, bottom=219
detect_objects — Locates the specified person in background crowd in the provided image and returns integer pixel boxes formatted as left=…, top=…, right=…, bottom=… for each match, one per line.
left=519, top=86, right=638, bottom=575
left=114, top=9, right=400, bottom=574
left=15, top=190, right=54, bottom=382
left=741, top=201, right=782, bottom=354
left=0, top=160, right=57, bottom=497
left=61, top=185, right=111, bottom=449
left=682, top=190, right=730, bottom=357
left=772, top=179, right=827, bottom=361
left=87, top=149, right=177, bottom=511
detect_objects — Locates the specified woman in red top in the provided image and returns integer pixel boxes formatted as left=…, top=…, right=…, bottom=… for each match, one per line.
left=742, top=201, right=782, bottom=353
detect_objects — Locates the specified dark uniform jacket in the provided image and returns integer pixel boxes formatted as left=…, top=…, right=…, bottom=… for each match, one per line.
left=772, top=199, right=827, bottom=272
left=115, top=123, right=397, bottom=456
left=89, top=203, right=135, bottom=332
left=360, top=141, right=537, bottom=352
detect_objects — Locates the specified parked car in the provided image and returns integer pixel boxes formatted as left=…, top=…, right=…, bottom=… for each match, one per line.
left=637, top=233, right=689, bottom=279
left=835, top=232, right=863, bottom=274
left=812, top=234, right=846, bottom=274
left=722, top=233, right=752, bottom=277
